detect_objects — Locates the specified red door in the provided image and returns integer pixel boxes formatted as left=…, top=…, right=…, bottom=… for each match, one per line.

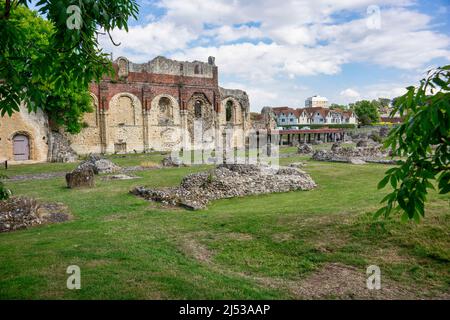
left=13, top=134, right=30, bottom=161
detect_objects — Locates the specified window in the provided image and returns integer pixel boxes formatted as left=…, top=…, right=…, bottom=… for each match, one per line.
left=281, top=119, right=285, bottom=123
left=194, top=65, right=200, bottom=74
left=194, top=100, right=202, bottom=118
left=226, top=100, right=233, bottom=123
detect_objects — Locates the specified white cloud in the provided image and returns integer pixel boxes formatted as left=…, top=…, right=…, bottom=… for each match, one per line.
left=100, top=21, right=196, bottom=61
left=340, top=88, right=361, bottom=101
left=99, top=0, right=450, bottom=110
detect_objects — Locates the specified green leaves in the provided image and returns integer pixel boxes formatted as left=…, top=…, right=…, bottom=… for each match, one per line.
left=377, top=65, right=450, bottom=222
left=0, top=175, right=11, bottom=201
left=1, top=1, right=138, bottom=133
left=353, top=100, right=380, bottom=126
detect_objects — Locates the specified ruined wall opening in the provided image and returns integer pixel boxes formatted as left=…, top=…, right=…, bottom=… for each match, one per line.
left=226, top=100, right=233, bottom=123
left=158, top=97, right=173, bottom=125
left=194, top=100, right=203, bottom=119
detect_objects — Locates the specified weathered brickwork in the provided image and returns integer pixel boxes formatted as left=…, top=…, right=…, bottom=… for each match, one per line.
left=69, top=56, right=251, bottom=155
left=0, top=56, right=251, bottom=162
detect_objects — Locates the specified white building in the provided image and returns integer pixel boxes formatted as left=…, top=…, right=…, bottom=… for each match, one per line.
left=272, top=106, right=357, bottom=126
left=305, top=95, right=329, bottom=108
left=272, top=107, right=301, bottom=126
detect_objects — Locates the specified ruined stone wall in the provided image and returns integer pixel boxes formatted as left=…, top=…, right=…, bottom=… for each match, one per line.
left=128, top=56, right=215, bottom=78
left=67, top=56, right=250, bottom=154
left=219, top=88, right=251, bottom=148
left=0, top=56, right=252, bottom=162
left=0, top=104, right=49, bottom=163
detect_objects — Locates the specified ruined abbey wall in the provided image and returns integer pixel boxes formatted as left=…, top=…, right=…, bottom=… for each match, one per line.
left=68, top=56, right=251, bottom=155
left=0, top=56, right=251, bottom=162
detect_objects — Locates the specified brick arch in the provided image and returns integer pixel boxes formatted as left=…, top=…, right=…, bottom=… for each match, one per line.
left=109, top=92, right=142, bottom=126
left=83, top=92, right=99, bottom=127
left=186, top=93, right=215, bottom=143
left=150, top=94, right=180, bottom=126
left=221, top=97, right=243, bottom=125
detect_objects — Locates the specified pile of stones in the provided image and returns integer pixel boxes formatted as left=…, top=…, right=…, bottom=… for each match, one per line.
left=297, top=144, right=314, bottom=154
left=66, top=154, right=122, bottom=188
left=132, top=164, right=317, bottom=210
left=312, top=145, right=393, bottom=165
left=0, top=197, right=70, bottom=233
left=162, top=155, right=187, bottom=167
left=77, top=154, right=121, bottom=174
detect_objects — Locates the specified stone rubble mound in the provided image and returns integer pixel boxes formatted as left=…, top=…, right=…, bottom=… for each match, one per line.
left=297, top=144, right=314, bottom=154
left=0, top=197, right=71, bottom=233
left=132, top=164, right=317, bottom=210
left=76, top=154, right=121, bottom=174
left=312, top=145, right=392, bottom=165
left=162, top=155, right=188, bottom=167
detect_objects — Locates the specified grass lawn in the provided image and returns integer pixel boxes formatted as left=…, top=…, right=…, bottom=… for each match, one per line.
left=0, top=149, right=449, bottom=299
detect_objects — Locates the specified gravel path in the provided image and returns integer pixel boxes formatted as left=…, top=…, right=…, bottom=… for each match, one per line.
left=2, top=166, right=160, bottom=182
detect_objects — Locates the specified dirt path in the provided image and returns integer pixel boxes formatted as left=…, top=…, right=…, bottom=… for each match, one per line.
left=2, top=166, right=159, bottom=182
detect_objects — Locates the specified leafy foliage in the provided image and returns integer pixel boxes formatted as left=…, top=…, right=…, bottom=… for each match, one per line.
left=352, top=100, right=380, bottom=126
left=377, top=65, right=450, bottom=222
left=329, top=103, right=348, bottom=110
left=0, top=174, right=11, bottom=200
left=0, top=0, right=139, bottom=133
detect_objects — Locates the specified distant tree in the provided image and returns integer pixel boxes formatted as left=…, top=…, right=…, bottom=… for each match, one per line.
left=330, top=103, right=347, bottom=110
left=377, top=65, right=450, bottom=222
left=353, top=100, right=380, bottom=125
left=0, top=0, right=139, bottom=133
left=378, top=98, right=391, bottom=108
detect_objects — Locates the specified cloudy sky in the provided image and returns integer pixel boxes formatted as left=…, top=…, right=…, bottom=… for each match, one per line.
left=99, top=0, right=450, bottom=111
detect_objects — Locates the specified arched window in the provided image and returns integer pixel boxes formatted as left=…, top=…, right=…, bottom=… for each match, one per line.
left=194, top=100, right=202, bottom=118
left=226, top=100, right=233, bottom=123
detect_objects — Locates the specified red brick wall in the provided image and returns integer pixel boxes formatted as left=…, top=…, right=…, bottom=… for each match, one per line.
left=89, top=63, right=221, bottom=112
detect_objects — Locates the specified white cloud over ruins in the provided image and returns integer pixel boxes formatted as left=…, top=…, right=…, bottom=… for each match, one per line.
left=100, top=0, right=450, bottom=110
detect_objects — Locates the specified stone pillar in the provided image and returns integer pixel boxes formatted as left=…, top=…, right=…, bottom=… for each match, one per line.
left=142, top=108, right=149, bottom=152
left=99, top=108, right=108, bottom=154
left=180, top=109, right=189, bottom=148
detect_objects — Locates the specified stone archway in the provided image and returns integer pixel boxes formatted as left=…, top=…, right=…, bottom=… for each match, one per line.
left=82, top=93, right=99, bottom=127
left=149, top=94, right=182, bottom=150
left=186, top=93, right=214, bottom=145
left=150, top=94, right=180, bottom=126
left=108, top=92, right=144, bottom=153
left=221, top=97, right=243, bottom=126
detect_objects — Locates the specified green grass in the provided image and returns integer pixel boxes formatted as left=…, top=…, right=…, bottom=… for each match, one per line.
left=0, top=149, right=448, bottom=299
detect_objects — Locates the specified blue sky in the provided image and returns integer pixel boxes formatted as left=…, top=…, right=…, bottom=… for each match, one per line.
left=98, top=0, right=450, bottom=111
